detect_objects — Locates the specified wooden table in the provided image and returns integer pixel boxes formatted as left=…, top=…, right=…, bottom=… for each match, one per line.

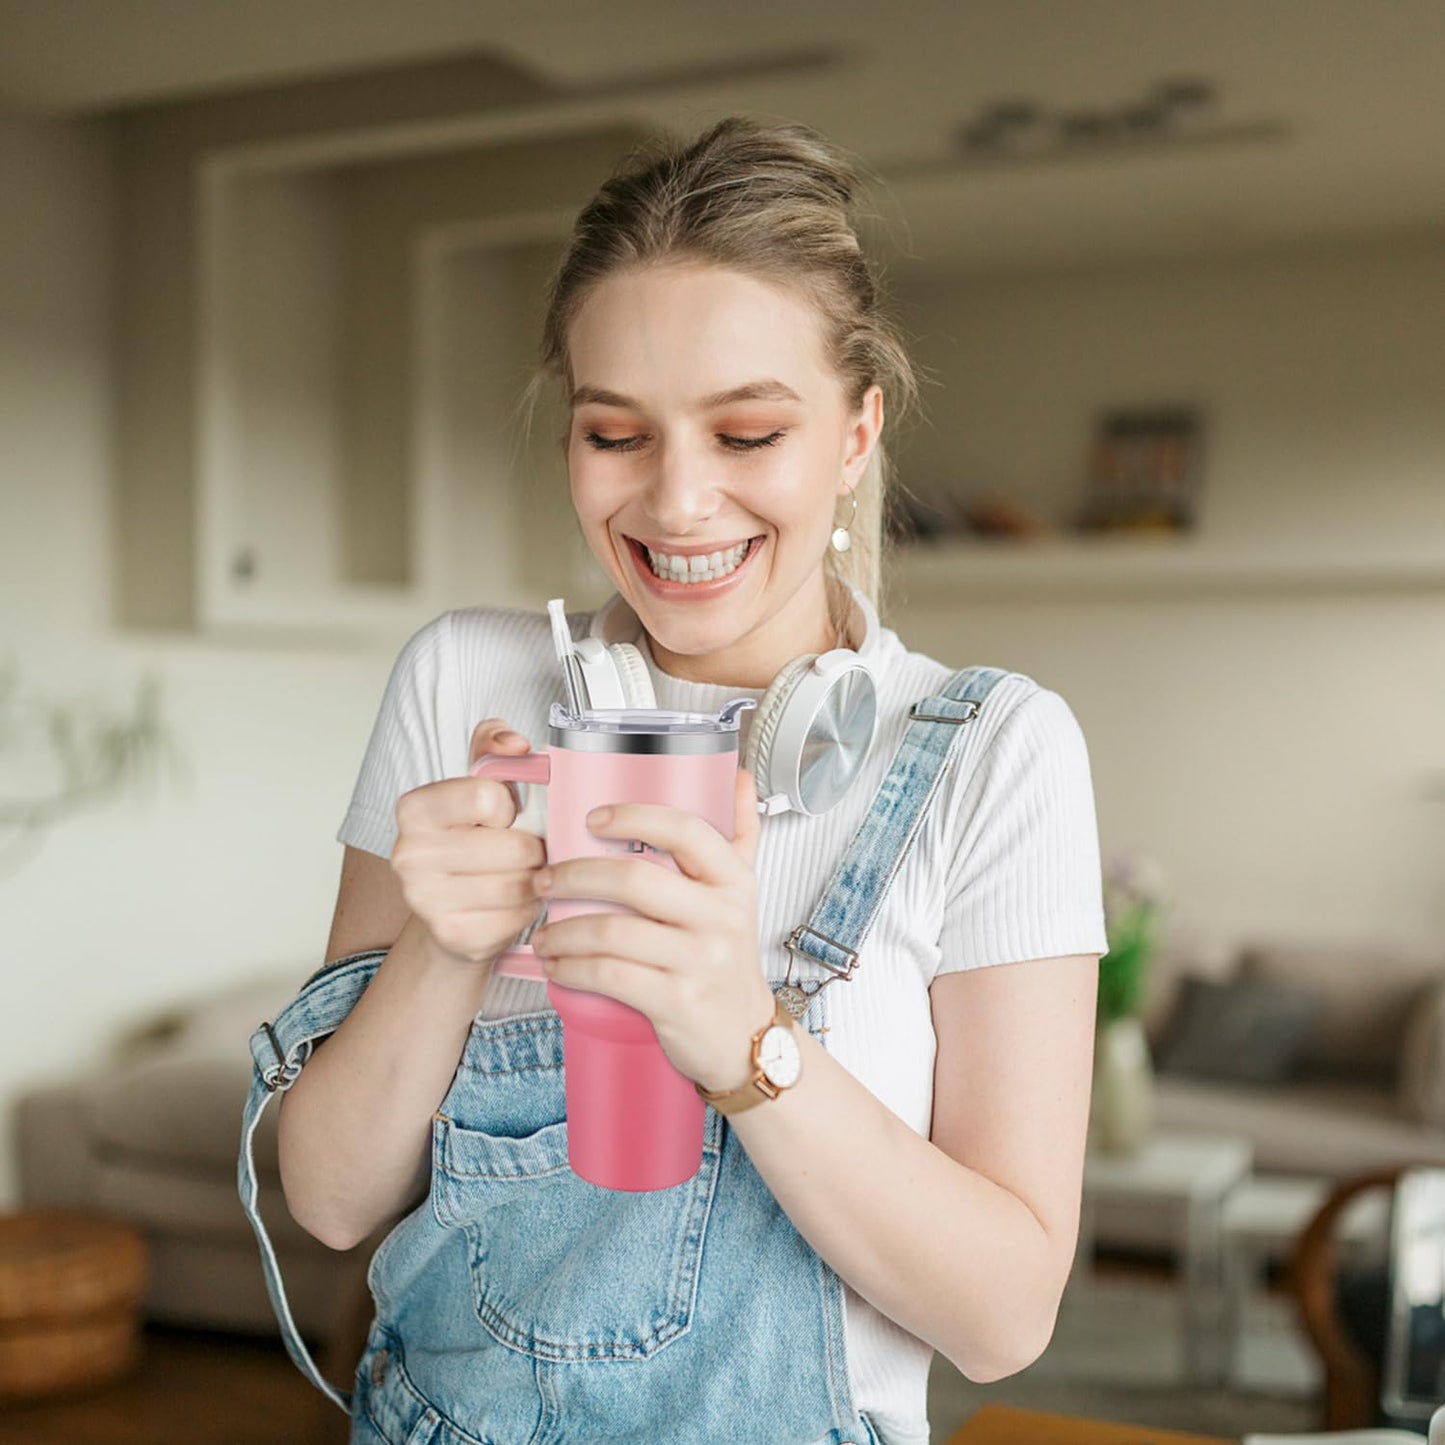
left=944, top=1403, right=1235, bottom=1444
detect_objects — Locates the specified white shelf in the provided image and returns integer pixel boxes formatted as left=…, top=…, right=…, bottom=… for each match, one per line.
left=891, top=535, right=1445, bottom=599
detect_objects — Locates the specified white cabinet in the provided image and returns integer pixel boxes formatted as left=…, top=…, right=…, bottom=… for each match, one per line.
left=194, top=159, right=586, bottom=641
left=112, top=92, right=648, bottom=642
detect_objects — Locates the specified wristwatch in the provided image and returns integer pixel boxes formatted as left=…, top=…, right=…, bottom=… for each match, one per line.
left=694, top=996, right=803, bottom=1115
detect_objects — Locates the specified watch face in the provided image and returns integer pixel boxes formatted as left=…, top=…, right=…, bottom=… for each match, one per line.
left=759, top=1025, right=802, bottom=1089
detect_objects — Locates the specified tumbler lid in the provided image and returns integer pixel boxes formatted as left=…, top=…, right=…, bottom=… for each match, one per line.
left=547, top=699, right=755, bottom=754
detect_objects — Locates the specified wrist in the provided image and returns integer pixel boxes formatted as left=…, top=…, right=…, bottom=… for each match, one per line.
left=694, top=991, right=771, bottom=1094
left=404, top=915, right=496, bottom=993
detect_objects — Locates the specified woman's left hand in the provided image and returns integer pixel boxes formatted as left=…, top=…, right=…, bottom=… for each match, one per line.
left=527, top=766, right=775, bottom=1094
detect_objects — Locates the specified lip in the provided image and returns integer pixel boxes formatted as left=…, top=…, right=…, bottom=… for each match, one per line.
left=624, top=534, right=765, bottom=599
left=627, top=535, right=760, bottom=557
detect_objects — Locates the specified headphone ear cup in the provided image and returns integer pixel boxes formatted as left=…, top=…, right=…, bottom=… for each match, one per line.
left=572, top=637, right=656, bottom=710
left=606, top=642, right=655, bottom=709
left=744, top=655, right=815, bottom=806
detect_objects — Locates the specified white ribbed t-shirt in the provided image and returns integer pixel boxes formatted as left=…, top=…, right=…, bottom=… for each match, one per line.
left=337, top=590, right=1108, bottom=1445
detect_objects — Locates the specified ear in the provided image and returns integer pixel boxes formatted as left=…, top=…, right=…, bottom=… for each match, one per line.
left=841, top=383, right=884, bottom=487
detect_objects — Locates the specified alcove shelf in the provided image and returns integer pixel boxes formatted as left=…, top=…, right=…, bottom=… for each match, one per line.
left=889, top=534, right=1445, bottom=601
left=111, top=78, right=645, bottom=642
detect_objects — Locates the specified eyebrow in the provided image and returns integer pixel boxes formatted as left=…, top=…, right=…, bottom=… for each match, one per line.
left=569, top=379, right=804, bottom=410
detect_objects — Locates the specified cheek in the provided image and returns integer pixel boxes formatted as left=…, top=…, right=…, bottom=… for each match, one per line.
left=767, top=441, right=841, bottom=518
left=567, top=452, right=614, bottom=522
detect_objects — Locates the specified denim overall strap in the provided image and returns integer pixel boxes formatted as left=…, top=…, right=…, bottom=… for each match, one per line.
left=237, top=948, right=388, bottom=1415
left=776, top=665, right=1012, bottom=1019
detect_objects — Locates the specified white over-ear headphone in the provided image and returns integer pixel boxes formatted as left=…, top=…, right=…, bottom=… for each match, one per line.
left=572, top=583, right=882, bottom=818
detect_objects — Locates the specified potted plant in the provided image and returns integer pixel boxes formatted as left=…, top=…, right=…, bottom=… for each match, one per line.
left=0, top=661, right=181, bottom=880
left=1091, top=850, right=1167, bottom=1154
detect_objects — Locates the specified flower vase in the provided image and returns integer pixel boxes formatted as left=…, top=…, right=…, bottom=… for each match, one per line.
left=1091, top=1014, right=1154, bottom=1155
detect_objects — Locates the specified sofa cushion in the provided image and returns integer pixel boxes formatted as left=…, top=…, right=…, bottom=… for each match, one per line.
left=1151, top=1075, right=1445, bottom=1178
left=82, top=969, right=320, bottom=1180
left=1142, top=938, right=1240, bottom=1051
left=1399, top=980, right=1445, bottom=1126
left=95, top=1156, right=320, bottom=1250
left=1155, top=973, right=1321, bottom=1085
left=171, top=970, right=313, bottom=1053
left=87, top=1051, right=282, bottom=1177
left=1238, top=940, right=1445, bottom=1083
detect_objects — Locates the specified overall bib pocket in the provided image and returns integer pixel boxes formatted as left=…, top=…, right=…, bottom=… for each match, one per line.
left=431, top=1112, right=722, bottom=1363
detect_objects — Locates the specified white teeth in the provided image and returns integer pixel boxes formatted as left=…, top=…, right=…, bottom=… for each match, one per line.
left=643, top=540, right=751, bottom=583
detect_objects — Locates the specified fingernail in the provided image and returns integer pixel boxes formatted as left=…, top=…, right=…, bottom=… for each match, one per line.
left=496, top=729, right=521, bottom=744
left=587, top=806, right=613, bottom=828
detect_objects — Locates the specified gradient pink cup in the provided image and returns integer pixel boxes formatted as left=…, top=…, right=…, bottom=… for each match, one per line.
left=470, top=700, right=754, bottom=1192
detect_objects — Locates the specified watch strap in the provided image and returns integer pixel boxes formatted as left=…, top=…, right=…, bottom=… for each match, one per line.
left=694, top=997, right=798, bottom=1115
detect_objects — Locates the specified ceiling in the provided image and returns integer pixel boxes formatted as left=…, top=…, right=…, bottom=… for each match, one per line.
left=3, top=0, right=1443, bottom=276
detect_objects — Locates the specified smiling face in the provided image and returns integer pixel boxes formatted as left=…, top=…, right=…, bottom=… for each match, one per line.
left=564, top=261, right=882, bottom=688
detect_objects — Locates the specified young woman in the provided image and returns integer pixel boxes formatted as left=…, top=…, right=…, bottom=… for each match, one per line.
left=259, top=115, right=1107, bottom=1445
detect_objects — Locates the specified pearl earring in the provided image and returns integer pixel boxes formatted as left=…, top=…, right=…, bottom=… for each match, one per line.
left=830, top=485, right=858, bottom=553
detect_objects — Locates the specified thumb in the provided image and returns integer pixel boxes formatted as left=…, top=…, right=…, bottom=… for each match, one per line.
left=469, top=717, right=529, bottom=771
left=733, top=766, right=761, bottom=869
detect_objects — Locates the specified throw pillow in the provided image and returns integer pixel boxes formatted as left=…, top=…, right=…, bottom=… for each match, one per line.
left=1154, top=973, right=1322, bottom=1085
left=1239, top=941, right=1442, bottom=1083
left=1398, top=979, right=1445, bottom=1126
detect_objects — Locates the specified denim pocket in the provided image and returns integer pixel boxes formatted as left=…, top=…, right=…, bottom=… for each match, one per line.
left=431, top=1112, right=721, bottom=1363
left=356, top=1325, right=494, bottom=1445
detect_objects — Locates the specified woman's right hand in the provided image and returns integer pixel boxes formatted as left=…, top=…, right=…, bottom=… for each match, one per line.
left=389, top=718, right=547, bottom=966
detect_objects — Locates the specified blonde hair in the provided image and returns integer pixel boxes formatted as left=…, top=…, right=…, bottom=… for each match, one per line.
left=524, top=115, right=920, bottom=640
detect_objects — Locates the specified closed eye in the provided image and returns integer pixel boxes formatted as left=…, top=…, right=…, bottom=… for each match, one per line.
left=584, top=431, right=649, bottom=453
left=721, top=430, right=787, bottom=451
left=582, top=429, right=788, bottom=454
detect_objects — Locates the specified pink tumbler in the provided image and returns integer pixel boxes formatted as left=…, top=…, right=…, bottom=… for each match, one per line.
left=471, top=699, right=754, bottom=1193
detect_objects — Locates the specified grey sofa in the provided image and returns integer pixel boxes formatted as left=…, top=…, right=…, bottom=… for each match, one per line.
left=14, top=969, right=375, bottom=1339
left=1092, top=935, right=1445, bottom=1254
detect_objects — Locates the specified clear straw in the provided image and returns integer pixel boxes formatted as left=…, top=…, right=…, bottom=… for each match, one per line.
left=547, top=598, right=587, bottom=719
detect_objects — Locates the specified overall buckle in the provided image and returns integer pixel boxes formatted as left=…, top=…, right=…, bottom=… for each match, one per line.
left=908, top=699, right=980, bottom=725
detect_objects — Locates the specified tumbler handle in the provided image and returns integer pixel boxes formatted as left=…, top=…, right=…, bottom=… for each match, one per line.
left=470, top=752, right=551, bottom=981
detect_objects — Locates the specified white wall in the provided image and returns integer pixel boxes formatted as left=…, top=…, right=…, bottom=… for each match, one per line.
left=890, top=235, right=1445, bottom=964
left=0, top=114, right=401, bottom=1205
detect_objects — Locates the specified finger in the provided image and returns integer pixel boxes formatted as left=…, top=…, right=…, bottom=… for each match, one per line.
left=532, top=911, right=682, bottom=976
left=469, top=718, right=532, bottom=815
left=468, top=717, right=530, bottom=770
left=398, top=825, right=545, bottom=876
left=395, top=774, right=522, bottom=834
left=537, top=951, right=664, bottom=1013
left=733, top=767, right=760, bottom=872
left=586, top=802, right=737, bottom=886
left=536, top=855, right=701, bottom=928
left=406, top=869, right=544, bottom=913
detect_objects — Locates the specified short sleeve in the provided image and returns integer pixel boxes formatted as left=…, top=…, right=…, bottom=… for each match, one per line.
left=336, top=612, right=458, bottom=859
left=934, top=685, right=1109, bottom=976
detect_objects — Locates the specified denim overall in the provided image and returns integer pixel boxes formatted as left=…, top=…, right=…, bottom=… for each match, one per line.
left=239, top=665, right=1011, bottom=1445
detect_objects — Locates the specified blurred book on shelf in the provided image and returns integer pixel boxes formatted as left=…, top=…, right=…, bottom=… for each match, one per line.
left=887, top=486, right=1056, bottom=543
left=957, top=492, right=1056, bottom=539
left=1074, top=406, right=1205, bottom=536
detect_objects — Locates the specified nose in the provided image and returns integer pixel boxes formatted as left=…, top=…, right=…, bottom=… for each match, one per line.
left=640, top=434, right=724, bottom=537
